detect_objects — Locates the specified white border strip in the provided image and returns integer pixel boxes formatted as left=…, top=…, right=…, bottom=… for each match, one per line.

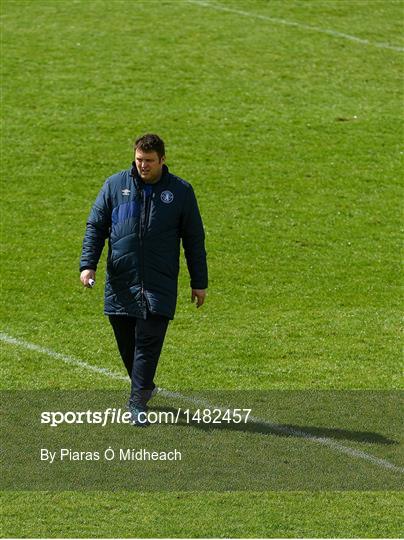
left=186, top=0, right=404, bottom=52
left=1, top=331, right=403, bottom=476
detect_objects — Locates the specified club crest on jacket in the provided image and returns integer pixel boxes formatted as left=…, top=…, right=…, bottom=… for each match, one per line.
left=161, top=190, right=174, bottom=204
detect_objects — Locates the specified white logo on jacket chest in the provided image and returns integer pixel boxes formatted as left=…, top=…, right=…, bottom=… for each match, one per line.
left=121, top=188, right=131, bottom=196
left=161, top=190, right=174, bottom=204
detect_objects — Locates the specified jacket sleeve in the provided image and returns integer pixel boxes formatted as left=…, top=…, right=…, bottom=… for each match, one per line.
left=79, top=181, right=112, bottom=272
left=180, top=185, right=208, bottom=289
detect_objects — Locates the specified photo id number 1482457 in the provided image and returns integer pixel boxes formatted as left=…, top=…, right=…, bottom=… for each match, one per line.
left=182, top=408, right=251, bottom=424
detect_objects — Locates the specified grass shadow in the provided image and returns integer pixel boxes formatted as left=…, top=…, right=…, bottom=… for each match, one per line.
left=150, top=405, right=399, bottom=445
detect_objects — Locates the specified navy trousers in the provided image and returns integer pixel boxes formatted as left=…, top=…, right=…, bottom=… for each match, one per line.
left=109, top=313, right=169, bottom=407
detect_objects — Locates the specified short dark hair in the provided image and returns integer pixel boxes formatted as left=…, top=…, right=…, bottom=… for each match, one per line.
left=135, top=133, right=165, bottom=160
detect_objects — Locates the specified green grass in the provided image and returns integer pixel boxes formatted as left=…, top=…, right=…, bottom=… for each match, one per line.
left=2, top=492, right=403, bottom=538
left=1, top=0, right=403, bottom=537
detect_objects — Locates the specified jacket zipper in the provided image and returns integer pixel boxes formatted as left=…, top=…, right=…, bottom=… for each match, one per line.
left=144, top=191, right=153, bottom=230
left=139, top=187, right=147, bottom=320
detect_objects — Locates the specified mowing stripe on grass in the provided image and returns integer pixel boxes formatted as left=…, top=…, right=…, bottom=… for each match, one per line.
left=186, top=0, right=404, bottom=53
left=1, top=331, right=403, bottom=476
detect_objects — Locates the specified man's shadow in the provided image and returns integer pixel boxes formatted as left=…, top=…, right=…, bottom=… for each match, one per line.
left=150, top=405, right=398, bottom=445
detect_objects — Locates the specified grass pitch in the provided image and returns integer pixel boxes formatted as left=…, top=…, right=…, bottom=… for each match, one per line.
left=1, top=0, right=403, bottom=537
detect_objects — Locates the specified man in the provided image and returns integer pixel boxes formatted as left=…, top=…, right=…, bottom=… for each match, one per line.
left=80, top=134, right=208, bottom=426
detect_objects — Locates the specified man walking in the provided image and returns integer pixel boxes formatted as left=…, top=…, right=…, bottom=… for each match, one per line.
left=80, top=134, right=208, bottom=426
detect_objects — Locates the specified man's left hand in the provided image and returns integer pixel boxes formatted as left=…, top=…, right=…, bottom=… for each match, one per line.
left=191, top=289, right=206, bottom=308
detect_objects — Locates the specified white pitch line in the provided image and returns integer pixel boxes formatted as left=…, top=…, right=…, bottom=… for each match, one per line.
left=0, top=332, right=127, bottom=382
left=186, top=0, right=404, bottom=53
left=161, top=390, right=404, bottom=474
left=1, top=331, right=403, bottom=475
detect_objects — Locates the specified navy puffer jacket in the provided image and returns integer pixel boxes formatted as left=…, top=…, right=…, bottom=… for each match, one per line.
left=80, top=164, right=208, bottom=319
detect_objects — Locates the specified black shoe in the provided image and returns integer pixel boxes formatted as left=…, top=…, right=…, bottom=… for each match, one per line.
left=129, top=405, right=150, bottom=427
left=129, top=404, right=150, bottom=427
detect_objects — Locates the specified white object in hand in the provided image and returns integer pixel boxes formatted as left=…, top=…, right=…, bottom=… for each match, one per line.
left=88, top=279, right=95, bottom=288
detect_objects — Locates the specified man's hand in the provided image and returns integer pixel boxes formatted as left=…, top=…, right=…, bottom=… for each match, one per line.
left=80, top=269, right=96, bottom=288
left=191, top=289, right=206, bottom=308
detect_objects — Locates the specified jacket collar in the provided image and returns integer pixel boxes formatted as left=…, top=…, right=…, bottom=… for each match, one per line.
left=130, top=162, right=170, bottom=192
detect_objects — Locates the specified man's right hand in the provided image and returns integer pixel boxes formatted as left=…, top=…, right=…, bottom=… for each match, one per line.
left=80, top=269, right=96, bottom=288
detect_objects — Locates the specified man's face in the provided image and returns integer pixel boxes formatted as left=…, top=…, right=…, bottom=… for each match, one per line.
left=135, top=149, right=165, bottom=183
